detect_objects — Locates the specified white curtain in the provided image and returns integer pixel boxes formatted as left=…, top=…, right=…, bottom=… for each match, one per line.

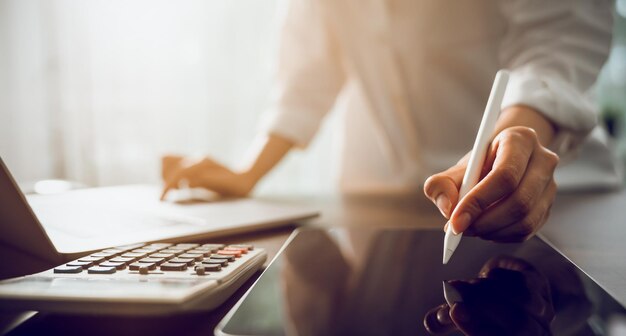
left=0, top=0, right=338, bottom=195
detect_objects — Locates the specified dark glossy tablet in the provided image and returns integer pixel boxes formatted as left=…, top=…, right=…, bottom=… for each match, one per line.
left=217, top=228, right=626, bottom=336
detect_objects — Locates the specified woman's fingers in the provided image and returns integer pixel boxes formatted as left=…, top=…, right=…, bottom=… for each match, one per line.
left=424, top=164, right=465, bottom=219
left=161, top=155, right=185, bottom=181
left=480, top=181, right=556, bottom=242
left=449, top=128, right=536, bottom=234
left=160, top=160, right=205, bottom=200
left=160, top=173, right=182, bottom=200
left=161, top=156, right=254, bottom=200
left=425, top=126, right=559, bottom=243
left=465, top=147, right=558, bottom=237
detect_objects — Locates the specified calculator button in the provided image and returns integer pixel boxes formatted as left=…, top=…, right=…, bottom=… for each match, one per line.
left=109, top=256, right=135, bottom=264
left=90, top=252, right=117, bottom=258
left=122, top=252, right=147, bottom=258
left=223, top=247, right=248, bottom=254
left=146, top=243, right=173, bottom=248
left=216, top=250, right=241, bottom=258
left=132, top=248, right=157, bottom=254
left=159, top=249, right=184, bottom=255
left=149, top=253, right=175, bottom=260
left=67, top=261, right=94, bottom=269
left=79, top=256, right=105, bottom=263
left=192, top=246, right=213, bottom=251
left=196, top=264, right=221, bottom=272
left=201, top=258, right=228, bottom=266
left=210, top=254, right=236, bottom=262
left=229, top=244, right=253, bottom=251
left=179, top=253, right=204, bottom=261
left=163, top=246, right=187, bottom=251
left=201, top=244, right=225, bottom=251
left=101, top=249, right=124, bottom=255
left=175, top=243, right=200, bottom=249
left=138, top=257, right=165, bottom=265
left=169, top=258, right=195, bottom=266
left=193, top=247, right=217, bottom=254
left=115, top=243, right=145, bottom=251
left=129, top=262, right=156, bottom=271
left=160, top=263, right=188, bottom=271
left=54, top=265, right=83, bottom=274
left=187, top=249, right=211, bottom=257
left=99, top=261, right=126, bottom=270
left=88, top=266, right=116, bottom=274
left=142, top=245, right=163, bottom=250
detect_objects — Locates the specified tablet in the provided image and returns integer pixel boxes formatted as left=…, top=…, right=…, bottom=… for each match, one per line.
left=216, top=227, right=626, bottom=335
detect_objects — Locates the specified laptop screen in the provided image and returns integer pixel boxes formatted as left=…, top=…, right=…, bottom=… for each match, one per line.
left=217, top=228, right=626, bottom=335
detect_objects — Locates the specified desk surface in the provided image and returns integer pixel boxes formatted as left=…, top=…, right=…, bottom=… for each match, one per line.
left=3, top=189, right=626, bottom=335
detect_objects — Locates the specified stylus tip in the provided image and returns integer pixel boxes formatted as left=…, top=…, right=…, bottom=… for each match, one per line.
left=442, top=248, right=454, bottom=264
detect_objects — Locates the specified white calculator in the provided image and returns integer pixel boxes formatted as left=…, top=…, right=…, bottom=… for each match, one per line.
left=0, top=242, right=266, bottom=315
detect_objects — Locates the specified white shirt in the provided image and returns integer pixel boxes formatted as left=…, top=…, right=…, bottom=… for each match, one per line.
left=264, top=0, right=614, bottom=194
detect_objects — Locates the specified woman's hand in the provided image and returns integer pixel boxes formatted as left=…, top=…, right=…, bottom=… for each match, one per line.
left=160, top=135, right=294, bottom=201
left=160, top=155, right=256, bottom=200
left=424, top=122, right=559, bottom=242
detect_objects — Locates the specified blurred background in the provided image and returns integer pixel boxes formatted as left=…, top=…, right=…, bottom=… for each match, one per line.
left=1, top=0, right=625, bottom=196
left=0, top=0, right=340, bottom=195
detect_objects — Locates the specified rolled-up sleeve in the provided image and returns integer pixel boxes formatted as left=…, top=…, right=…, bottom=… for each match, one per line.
left=498, top=0, right=613, bottom=156
left=262, top=0, right=345, bottom=148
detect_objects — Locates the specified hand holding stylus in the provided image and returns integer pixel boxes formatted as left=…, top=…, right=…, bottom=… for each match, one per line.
left=424, top=71, right=559, bottom=263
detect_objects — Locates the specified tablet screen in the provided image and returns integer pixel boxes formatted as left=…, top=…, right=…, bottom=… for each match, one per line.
left=217, top=228, right=626, bottom=335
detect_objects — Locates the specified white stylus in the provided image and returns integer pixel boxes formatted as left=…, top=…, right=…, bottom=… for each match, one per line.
left=442, top=70, right=509, bottom=264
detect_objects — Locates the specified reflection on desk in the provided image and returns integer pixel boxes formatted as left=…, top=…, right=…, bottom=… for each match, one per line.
left=4, top=190, right=626, bottom=335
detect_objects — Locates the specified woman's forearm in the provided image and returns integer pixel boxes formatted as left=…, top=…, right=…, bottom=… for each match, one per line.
left=239, top=133, right=295, bottom=185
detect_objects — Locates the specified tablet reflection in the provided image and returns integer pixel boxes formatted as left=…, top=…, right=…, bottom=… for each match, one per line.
left=425, top=256, right=556, bottom=335
left=279, top=229, right=611, bottom=336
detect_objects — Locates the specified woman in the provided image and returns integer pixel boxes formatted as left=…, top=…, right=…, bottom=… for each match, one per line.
left=161, top=0, right=612, bottom=242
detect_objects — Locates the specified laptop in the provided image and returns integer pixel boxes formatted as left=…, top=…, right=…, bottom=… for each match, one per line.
left=0, top=158, right=318, bottom=279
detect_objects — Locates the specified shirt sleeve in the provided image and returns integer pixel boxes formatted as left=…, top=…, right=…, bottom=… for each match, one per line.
left=498, top=0, right=613, bottom=157
left=261, top=0, right=345, bottom=148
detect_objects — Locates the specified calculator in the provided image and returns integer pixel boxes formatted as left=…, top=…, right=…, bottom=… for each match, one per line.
left=0, top=242, right=266, bottom=315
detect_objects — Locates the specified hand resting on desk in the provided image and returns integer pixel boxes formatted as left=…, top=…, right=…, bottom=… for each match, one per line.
left=160, top=155, right=256, bottom=200
left=160, top=134, right=294, bottom=200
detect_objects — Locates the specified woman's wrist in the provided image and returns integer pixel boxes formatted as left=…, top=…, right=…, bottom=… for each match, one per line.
left=236, top=133, right=295, bottom=193
left=495, top=105, right=557, bottom=147
left=236, top=168, right=262, bottom=192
